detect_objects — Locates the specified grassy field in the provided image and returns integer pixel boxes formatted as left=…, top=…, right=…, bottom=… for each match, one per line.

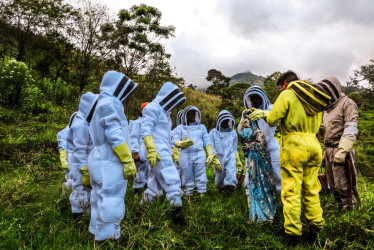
left=0, top=105, right=373, bottom=249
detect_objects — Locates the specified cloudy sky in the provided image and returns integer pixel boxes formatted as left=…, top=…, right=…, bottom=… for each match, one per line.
left=94, top=0, right=374, bottom=88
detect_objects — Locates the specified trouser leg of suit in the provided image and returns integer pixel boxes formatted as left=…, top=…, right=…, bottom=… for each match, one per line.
left=133, top=161, right=149, bottom=189
left=62, top=170, right=73, bottom=195
left=89, top=184, right=98, bottom=234
left=325, top=147, right=358, bottom=209
left=269, top=145, right=281, bottom=194
left=214, top=165, right=226, bottom=188
left=89, top=162, right=127, bottom=241
left=180, top=152, right=195, bottom=196
left=142, top=164, right=163, bottom=203
left=69, top=165, right=90, bottom=213
left=194, top=162, right=207, bottom=194
left=223, top=156, right=238, bottom=188
left=281, top=134, right=325, bottom=236
left=143, top=156, right=182, bottom=207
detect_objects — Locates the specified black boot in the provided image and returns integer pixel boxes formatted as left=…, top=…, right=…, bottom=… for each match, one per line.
left=134, top=188, right=144, bottom=195
left=283, top=233, right=301, bottom=246
left=306, top=225, right=321, bottom=243
left=73, top=213, right=83, bottom=221
left=171, top=207, right=186, bottom=225
left=224, top=186, right=235, bottom=196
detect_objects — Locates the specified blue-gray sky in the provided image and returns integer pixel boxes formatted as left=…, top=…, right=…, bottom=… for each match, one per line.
left=81, top=0, right=374, bottom=88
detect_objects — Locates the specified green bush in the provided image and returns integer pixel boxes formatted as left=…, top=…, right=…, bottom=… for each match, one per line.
left=38, top=77, right=74, bottom=105
left=22, top=85, right=49, bottom=115
left=0, top=59, right=34, bottom=107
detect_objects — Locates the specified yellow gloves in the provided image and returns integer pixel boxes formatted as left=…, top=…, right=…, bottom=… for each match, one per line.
left=80, top=165, right=90, bottom=190
left=213, top=155, right=222, bottom=172
left=113, top=142, right=137, bottom=180
left=172, top=147, right=179, bottom=165
left=205, top=144, right=214, bottom=165
left=59, top=149, right=69, bottom=172
left=143, top=135, right=161, bottom=167
left=235, top=152, right=244, bottom=172
left=248, top=108, right=269, bottom=121
left=334, top=137, right=354, bottom=164
left=175, top=137, right=194, bottom=148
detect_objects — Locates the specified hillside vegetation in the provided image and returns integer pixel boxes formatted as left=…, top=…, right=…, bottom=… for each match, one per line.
left=1, top=93, right=374, bottom=249
left=230, top=71, right=265, bottom=87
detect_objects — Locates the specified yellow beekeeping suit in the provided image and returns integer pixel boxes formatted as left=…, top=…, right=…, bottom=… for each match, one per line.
left=267, top=88, right=325, bottom=236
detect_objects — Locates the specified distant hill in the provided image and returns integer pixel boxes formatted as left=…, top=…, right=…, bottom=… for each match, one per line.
left=230, top=71, right=265, bottom=87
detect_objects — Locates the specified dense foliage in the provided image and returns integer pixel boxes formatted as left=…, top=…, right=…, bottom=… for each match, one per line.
left=0, top=1, right=374, bottom=248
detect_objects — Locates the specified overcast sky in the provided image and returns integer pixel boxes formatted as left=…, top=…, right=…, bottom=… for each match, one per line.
left=92, top=0, right=374, bottom=88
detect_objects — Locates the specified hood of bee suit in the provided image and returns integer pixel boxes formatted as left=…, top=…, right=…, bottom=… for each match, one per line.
left=216, top=110, right=235, bottom=132
left=78, top=92, right=98, bottom=123
left=183, top=106, right=201, bottom=126
left=243, top=86, right=271, bottom=110
left=99, top=71, right=138, bottom=104
left=180, top=105, right=192, bottom=125
left=155, top=82, right=186, bottom=112
left=287, top=80, right=331, bottom=115
left=314, top=77, right=345, bottom=109
left=176, top=109, right=183, bottom=126
left=68, top=112, right=78, bottom=128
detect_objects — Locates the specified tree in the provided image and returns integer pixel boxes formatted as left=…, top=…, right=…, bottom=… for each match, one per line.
left=348, top=59, right=374, bottom=91
left=187, top=84, right=197, bottom=90
left=66, top=0, right=111, bottom=92
left=105, top=4, right=175, bottom=78
left=205, top=69, right=231, bottom=95
left=263, top=71, right=281, bottom=103
left=0, top=0, right=72, bottom=62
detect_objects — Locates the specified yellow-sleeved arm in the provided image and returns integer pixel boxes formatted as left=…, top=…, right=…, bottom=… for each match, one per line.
left=266, top=91, right=290, bottom=127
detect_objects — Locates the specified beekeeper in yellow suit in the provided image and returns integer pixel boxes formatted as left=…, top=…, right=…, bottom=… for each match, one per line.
left=249, top=79, right=330, bottom=244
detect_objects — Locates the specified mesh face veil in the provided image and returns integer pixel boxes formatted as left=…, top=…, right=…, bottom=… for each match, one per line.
left=183, top=106, right=201, bottom=125
left=243, top=86, right=270, bottom=110
left=216, top=110, right=235, bottom=132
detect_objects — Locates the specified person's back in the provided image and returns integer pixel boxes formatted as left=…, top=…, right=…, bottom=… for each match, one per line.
left=267, top=89, right=322, bottom=135
left=129, top=107, right=149, bottom=193
left=67, top=92, right=97, bottom=217
left=249, top=77, right=330, bottom=243
left=266, top=82, right=325, bottom=241
left=88, top=71, right=137, bottom=241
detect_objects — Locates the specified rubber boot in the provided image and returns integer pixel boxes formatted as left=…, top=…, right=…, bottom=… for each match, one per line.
left=73, top=212, right=83, bottom=221
left=171, top=207, right=186, bottom=225
left=283, top=233, right=301, bottom=246
left=306, top=225, right=321, bottom=243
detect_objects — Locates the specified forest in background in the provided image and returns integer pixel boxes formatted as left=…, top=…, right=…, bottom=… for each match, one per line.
left=0, top=0, right=374, bottom=248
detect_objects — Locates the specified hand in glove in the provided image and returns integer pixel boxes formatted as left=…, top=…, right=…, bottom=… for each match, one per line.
left=334, top=137, right=354, bottom=164
left=205, top=144, right=214, bottom=165
left=172, top=147, right=179, bottom=165
left=213, top=155, right=222, bottom=172
left=113, top=142, right=137, bottom=180
left=248, top=108, right=269, bottom=121
left=143, top=135, right=161, bottom=167
left=235, top=152, right=244, bottom=171
left=175, top=137, right=194, bottom=148
left=59, top=149, right=69, bottom=172
left=80, top=165, right=91, bottom=190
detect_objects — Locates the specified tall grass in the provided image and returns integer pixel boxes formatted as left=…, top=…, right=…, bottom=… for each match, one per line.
left=0, top=99, right=373, bottom=249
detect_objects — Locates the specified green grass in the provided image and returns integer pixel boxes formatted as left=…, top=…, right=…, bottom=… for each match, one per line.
left=1, top=167, right=373, bottom=249
left=1, top=105, right=374, bottom=249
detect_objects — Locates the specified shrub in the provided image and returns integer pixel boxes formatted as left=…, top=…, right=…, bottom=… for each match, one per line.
left=22, top=85, right=49, bottom=115
left=0, top=59, right=34, bottom=107
left=38, top=77, right=74, bottom=105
